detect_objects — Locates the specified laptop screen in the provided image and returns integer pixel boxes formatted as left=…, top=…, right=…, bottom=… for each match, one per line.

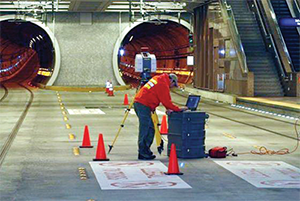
left=186, top=95, right=201, bottom=111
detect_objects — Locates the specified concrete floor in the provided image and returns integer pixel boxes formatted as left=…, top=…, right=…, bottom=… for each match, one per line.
left=0, top=87, right=299, bottom=201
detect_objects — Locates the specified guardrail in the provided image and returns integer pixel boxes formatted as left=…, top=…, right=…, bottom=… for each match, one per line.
left=219, top=0, right=249, bottom=75
left=250, top=0, right=288, bottom=78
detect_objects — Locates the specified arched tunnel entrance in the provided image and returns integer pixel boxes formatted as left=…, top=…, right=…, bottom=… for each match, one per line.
left=117, top=20, right=193, bottom=87
left=0, top=18, right=59, bottom=87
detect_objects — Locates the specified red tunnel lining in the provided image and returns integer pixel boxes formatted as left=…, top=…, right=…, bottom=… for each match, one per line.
left=0, top=20, right=53, bottom=86
left=0, top=37, right=40, bottom=85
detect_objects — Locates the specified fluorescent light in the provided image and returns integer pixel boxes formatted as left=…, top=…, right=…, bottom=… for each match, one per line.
left=119, top=49, right=125, bottom=56
left=219, top=49, right=225, bottom=55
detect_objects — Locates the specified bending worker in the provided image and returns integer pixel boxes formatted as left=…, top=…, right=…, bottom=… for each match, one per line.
left=134, top=73, right=188, bottom=160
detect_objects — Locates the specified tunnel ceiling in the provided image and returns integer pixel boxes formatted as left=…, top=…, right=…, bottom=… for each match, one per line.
left=1, top=20, right=54, bottom=68
left=122, top=21, right=189, bottom=51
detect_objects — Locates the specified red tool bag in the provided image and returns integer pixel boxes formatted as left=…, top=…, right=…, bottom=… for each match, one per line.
left=209, top=147, right=227, bottom=158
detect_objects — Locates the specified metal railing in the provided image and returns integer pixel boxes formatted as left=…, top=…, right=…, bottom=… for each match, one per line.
left=219, top=0, right=248, bottom=74
left=265, top=0, right=294, bottom=73
left=293, top=0, right=300, bottom=18
left=251, top=0, right=287, bottom=78
left=290, top=0, right=300, bottom=35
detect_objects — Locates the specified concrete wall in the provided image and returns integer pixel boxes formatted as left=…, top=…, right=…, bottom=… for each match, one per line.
left=47, top=12, right=130, bottom=86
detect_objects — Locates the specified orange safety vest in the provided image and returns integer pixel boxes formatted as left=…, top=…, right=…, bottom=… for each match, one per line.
left=134, top=74, right=181, bottom=112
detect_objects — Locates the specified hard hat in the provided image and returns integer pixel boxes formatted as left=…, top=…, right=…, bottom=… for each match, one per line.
left=169, top=73, right=178, bottom=87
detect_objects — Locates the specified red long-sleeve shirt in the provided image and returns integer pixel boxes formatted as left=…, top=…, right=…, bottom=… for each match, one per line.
left=134, top=74, right=181, bottom=112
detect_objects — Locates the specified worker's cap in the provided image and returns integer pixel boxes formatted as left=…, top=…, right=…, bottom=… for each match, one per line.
left=169, top=73, right=178, bottom=87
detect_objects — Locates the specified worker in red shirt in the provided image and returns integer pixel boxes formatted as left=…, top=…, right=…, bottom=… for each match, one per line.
left=134, top=73, right=188, bottom=160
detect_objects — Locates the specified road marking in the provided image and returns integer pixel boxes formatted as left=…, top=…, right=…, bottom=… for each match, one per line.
left=73, top=147, right=80, bottom=156
left=67, top=109, right=105, bottom=115
left=69, top=134, right=75, bottom=140
left=253, top=145, right=261, bottom=149
left=78, top=167, right=88, bottom=180
left=222, top=133, right=236, bottom=139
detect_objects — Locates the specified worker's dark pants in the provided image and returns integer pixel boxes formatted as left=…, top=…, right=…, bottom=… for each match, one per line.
left=134, top=102, right=155, bottom=157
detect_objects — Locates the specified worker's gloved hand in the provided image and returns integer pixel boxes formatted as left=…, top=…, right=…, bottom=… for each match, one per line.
left=166, top=109, right=173, bottom=115
left=180, top=106, right=188, bottom=112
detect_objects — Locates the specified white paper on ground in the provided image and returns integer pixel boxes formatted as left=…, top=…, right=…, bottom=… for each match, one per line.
left=214, top=161, right=300, bottom=188
left=90, top=161, right=191, bottom=190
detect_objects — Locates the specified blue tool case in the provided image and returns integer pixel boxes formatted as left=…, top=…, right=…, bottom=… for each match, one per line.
left=167, top=111, right=209, bottom=158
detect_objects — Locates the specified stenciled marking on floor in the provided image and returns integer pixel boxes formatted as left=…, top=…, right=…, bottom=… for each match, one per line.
left=214, top=161, right=300, bottom=188
left=67, top=109, right=105, bottom=115
left=89, top=161, right=191, bottom=190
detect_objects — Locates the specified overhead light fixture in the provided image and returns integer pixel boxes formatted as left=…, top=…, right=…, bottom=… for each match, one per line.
left=119, top=49, right=125, bottom=56
left=219, top=49, right=225, bottom=55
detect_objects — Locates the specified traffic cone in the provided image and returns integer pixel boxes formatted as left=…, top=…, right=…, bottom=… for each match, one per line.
left=164, top=144, right=183, bottom=175
left=93, top=134, right=109, bottom=161
left=108, top=82, right=114, bottom=96
left=108, top=88, right=114, bottom=96
left=160, top=115, right=168, bottom=135
left=123, top=94, right=129, bottom=105
left=79, top=125, right=93, bottom=148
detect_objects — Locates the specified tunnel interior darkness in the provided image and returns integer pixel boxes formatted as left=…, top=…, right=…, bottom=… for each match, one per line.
left=0, top=20, right=54, bottom=86
left=118, top=20, right=193, bottom=87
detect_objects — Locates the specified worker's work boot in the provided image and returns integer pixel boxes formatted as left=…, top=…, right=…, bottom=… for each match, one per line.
left=138, top=154, right=156, bottom=160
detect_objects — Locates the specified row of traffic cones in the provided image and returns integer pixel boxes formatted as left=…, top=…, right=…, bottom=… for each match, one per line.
left=80, top=125, right=109, bottom=161
left=79, top=125, right=182, bottom=174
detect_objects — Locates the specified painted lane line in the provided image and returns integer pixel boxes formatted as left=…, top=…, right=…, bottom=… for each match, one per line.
left=67, top=109, right=105, bottom=115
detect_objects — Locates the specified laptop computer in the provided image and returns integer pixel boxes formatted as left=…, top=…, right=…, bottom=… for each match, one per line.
left=185, top=95, right=201, bottom=111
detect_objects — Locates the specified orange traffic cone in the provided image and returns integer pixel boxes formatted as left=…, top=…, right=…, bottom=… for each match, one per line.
left=123, top=94, right=129, bottom=105
left=109, top=88, right=114, bottom=96
left=164, top=144, right=183, bottom=175
left=79, top=125, right=93, bottom=148
left=160, top=115, right=168, bottom=135
left=93, top=134, right=109, bottom=161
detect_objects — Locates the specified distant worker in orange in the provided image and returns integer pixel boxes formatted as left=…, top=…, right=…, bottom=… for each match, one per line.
left=134, top=73, right=188, bottom=160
